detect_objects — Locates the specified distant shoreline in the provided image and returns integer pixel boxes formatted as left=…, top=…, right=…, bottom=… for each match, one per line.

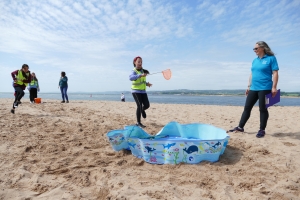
left=149, top=93, right=300, bottom=98
left=0, top=92, right=299, bottom=98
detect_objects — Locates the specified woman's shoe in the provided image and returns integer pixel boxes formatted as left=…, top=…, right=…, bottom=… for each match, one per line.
left=61, top=101, right=65, bottom=103
left=66, top=101, right=69, bottom=103
left=228, top=126, right=244, bottom=132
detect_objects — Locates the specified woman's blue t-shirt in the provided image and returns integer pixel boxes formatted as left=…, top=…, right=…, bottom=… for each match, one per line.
left=250, top=55, right=279, bottom=91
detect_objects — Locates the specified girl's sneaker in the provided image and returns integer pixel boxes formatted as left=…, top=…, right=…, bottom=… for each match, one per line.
left=228, top=126, right=244, bottom=132
left=142, top=110, right=146, bottom=118
left=136, top=122, right=146, bottom=128
left=256, top=130, right=265, bottom=138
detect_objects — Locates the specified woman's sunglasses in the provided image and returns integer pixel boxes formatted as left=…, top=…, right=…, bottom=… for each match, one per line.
left=253, top=47, right=260, bottom=51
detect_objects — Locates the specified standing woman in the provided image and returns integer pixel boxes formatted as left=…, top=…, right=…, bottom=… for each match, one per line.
left=229, top=41, right=279, bottom=138
left=28, top=72, right=40, bottom=103
left=58, top=71, right=69, bottom=103
left=11, top=64, right=31, bottom=114
left=129, top=56, right=152, bottom=128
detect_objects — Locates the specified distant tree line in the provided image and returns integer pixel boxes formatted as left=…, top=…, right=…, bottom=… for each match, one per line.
left=280, top=91, right=300, bottom=97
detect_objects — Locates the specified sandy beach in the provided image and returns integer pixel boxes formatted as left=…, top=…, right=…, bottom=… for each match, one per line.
left=0, top=98, right=299, bottom=200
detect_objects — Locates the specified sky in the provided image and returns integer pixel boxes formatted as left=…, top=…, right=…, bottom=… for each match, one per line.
left=0, top=0, right=300, bottom=93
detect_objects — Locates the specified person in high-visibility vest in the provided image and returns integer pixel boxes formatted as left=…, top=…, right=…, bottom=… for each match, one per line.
left=129, top=56, right=152, bottom=128
left=11, top=64, right=31, bottom=114
left=27, top=72, right=40, bottom=103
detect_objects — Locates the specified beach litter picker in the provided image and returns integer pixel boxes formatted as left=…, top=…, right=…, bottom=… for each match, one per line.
left=148, top=69, right=172, bottom=80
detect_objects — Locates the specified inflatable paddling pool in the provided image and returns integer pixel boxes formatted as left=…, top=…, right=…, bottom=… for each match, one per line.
left=107, top=121, right=229, bottom=164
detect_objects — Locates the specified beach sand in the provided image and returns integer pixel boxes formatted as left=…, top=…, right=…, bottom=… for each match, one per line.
left=0, top=98, right=299, bottom=200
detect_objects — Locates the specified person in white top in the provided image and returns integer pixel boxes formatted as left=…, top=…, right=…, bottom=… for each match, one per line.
left=121, top=93, right=125, bottom=102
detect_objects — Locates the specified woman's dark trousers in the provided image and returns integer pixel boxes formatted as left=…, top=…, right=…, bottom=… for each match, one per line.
left=238, top=90, right=271, bottom=130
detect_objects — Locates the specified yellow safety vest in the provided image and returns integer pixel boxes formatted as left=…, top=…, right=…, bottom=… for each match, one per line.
left=131, top=68, right=146, bottom=90
left=29, top=79, right=38, bottom=87
left=15, top=70, right=29, bottom=86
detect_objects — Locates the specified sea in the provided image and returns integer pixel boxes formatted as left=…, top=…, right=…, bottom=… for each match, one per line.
left=1, top=92, right=299, bottom=106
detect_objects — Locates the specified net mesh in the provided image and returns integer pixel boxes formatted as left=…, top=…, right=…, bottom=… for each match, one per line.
left=162, top=69, right=172, bottom=80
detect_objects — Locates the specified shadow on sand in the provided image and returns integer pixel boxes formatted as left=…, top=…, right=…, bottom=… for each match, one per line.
left=271, top=132, right=300, bottom=140
left=217, top=145, right=243, bottom=165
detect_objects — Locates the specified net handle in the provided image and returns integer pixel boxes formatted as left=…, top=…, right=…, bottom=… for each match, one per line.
left=148, top=69, right=171, bottom=80
left=148, top=71, right=162, bottom=75
left=148, top=69, right=170, bottom=75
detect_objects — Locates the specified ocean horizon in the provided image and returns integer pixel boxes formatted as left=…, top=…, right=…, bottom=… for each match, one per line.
left=1, top=92, right=299, bottom=106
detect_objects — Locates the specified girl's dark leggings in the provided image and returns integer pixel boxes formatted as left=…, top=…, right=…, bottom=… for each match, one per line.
left=13, top=86, right=24, bottom=108
left=132, top=93, right=150, bottom=123
left=29, top=88, right=37, bottom=102
left=239, top=90, right=271, bottom=130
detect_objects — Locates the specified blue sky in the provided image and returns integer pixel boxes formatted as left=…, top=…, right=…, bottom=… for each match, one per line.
left=1, top=0, right=299, bottom=93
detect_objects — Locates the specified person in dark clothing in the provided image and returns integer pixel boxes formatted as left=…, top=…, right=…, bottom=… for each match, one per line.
left=11, top=64, right=31, bottom=114
left=58, top=71, right=69, bottom=103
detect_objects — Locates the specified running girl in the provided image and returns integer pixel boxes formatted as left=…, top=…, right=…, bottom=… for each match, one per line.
left=129, top=56, right=152, bottom=128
